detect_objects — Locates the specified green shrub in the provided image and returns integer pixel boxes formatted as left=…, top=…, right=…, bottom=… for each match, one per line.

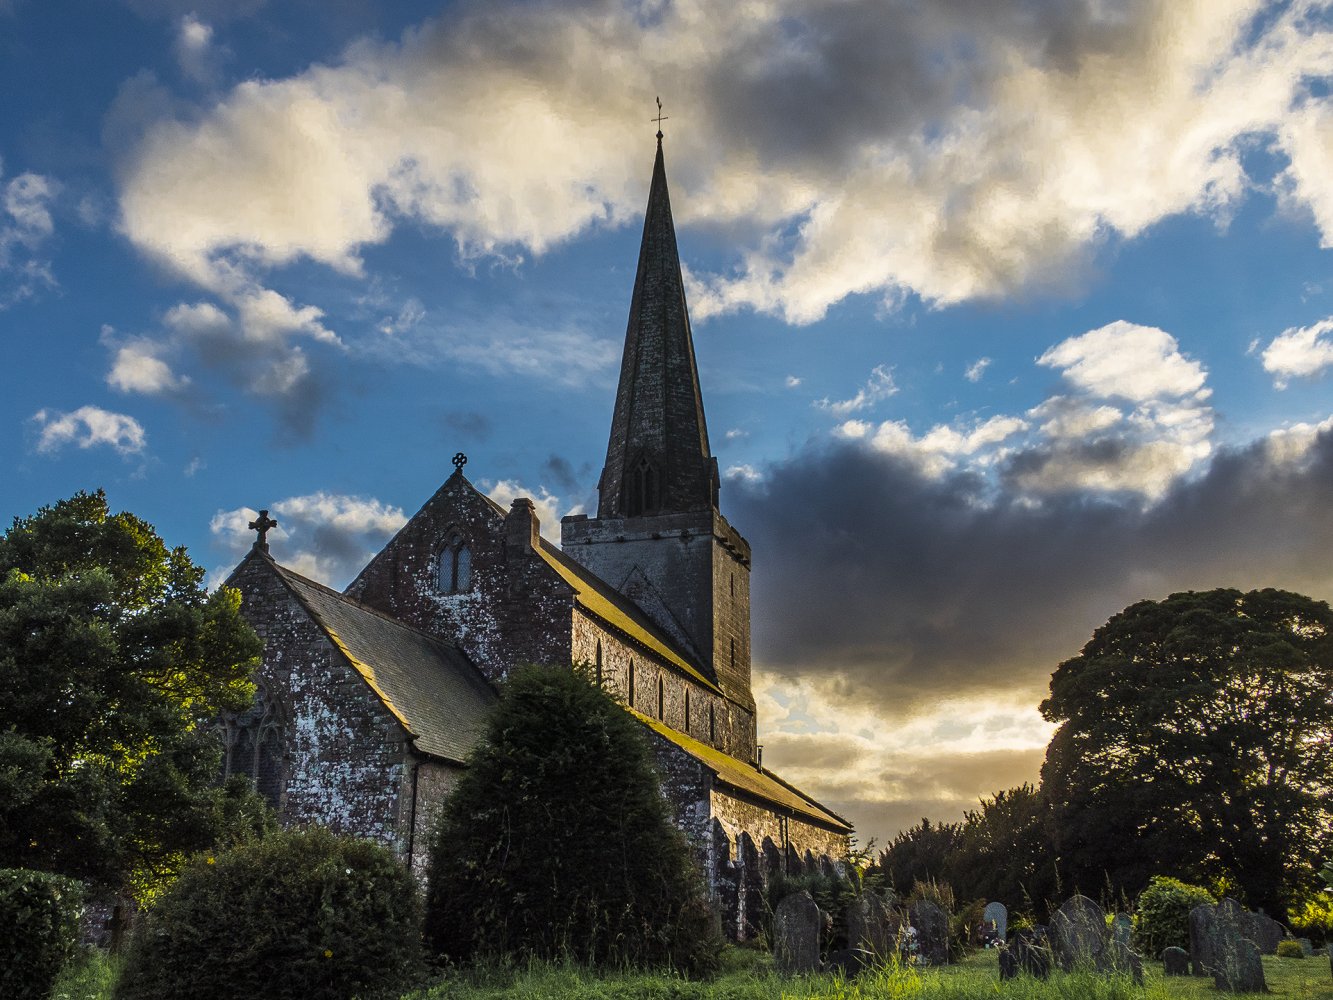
left=114, top=827, right=422, bottom=1000
left=1276, top=938, right=1305, bottom=958
left=1133, top=875, right=1215, bottom=959
left=0, top=867, right=84, bottom=1000
left=1289, top=893, right=1333, bottom=945
left=424, top=665, right=722, bottom=977
left=763, top=870, right=859, bottom=951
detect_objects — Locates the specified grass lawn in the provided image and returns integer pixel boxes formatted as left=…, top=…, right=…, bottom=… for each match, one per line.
left=51, top=943, right=1333, bottom=1000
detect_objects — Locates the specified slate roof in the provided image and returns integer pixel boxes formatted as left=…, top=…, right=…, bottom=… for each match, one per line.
left=629, top=708, right=853, bottom=833
left=269, top=558, right=497, bottom=764
left=533, top=538, right=722, bottom=693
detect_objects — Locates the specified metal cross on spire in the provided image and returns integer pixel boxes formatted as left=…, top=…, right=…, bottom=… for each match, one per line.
left=248, top=509, right=278, bottom=552
left=652, top=96, right=668, bottom=141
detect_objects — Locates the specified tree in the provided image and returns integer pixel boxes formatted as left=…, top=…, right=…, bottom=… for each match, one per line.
left=1040, top=588, right=1333, bottom=917
left=423, top=664, right=720, bottom=974
left=874, top=817, right=961, bottom=898
left=0, top=491, right=262, bottom=901
left=947, top=784, right=1058, bottom=914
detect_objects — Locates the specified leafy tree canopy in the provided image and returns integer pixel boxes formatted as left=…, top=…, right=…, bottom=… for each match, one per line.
left=1040, top=587, right=1333, bottom=917
left=0, top=491, right=262, bottom=901
left=423, top=664, right=720, bottom=975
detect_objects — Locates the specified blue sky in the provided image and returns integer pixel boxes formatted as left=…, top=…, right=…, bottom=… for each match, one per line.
left=3, top=0, right=1332, bottom=843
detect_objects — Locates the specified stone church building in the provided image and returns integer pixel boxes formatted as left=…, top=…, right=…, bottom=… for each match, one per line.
left=222, top=135, right=852, bottom=939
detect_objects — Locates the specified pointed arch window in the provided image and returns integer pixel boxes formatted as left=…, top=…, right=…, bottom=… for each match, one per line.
left=684, top=688, right=691, bottom=731
left=437, top=530, right=472, bottom=594
left=220, top=685, right=284, bottom=808
left=657, top=676, right=665, bottom=719
left=709, top=704, right=716, bottom=744
left=595, top=640, right=603, bottom=686
left=628, top=660, right=636, bottom=706
left=624, top=455, right=660, bottom=516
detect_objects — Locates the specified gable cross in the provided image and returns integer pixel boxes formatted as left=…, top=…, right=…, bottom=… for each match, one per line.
left=248, top=509, right=278, bottom=552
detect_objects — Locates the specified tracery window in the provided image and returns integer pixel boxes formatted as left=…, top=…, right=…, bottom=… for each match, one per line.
left=624, top=456, right=659, bottom=516
left=437, top=530, right=472, bottom=594
left=219, top=685, right=284, bottom=808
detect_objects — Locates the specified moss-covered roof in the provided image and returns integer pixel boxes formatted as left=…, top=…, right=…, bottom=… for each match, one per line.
left=535, top=540, right=721, bottom=694
left=269, top=559, right=497, bottom=765
left=629, top=708, right=853, bottom=832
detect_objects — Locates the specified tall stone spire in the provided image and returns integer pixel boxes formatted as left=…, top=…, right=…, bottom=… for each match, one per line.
left=597, top=137, right=719, bottom=518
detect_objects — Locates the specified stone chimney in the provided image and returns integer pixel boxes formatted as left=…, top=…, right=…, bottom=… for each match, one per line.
left=505, top=498, right=540, bottom=555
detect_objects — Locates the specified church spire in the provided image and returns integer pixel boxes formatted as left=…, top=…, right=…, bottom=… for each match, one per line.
left=597, top=136, right=719, bottom=518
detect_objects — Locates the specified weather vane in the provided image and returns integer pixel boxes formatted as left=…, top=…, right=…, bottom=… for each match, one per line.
left=652, top=96, right=668, bottom=140
left=248, top=509, right=278, bottom=552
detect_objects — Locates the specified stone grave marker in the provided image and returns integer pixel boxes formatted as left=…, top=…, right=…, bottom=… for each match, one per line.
left=1243, top=910, right=1283, bottom=954
left=908, top=899, right=950, bottom=966
left=1188, top=902, right=1217, bottom=976
left=1190, top=898, right=1267, bottom=993
left=1050, top=894, right=1108, bottom=972
left=999, top=927, right=1052, bottom=981
left=1111, top=912, right=1133, bottom=947
left=983, top=901, right=1008, bottom=942
left=846, top=892, right=896, bottom=962
left=1295, top=937, right=1313, bottom=957
left=1213, top=937, right=1266, bottom=993
left=1163, top=946, right=1190, bottom=975
left=773, top=890, right=821, bottom=975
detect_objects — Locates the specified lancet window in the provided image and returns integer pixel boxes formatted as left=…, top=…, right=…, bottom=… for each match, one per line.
left=437, top=530, right=472, bottom=594
left=219, top=684, right=284, bottom=808
left=624, top=455, right=660, bottom=516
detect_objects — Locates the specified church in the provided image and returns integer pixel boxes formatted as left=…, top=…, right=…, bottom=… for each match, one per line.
left=221, top=133, right=852, bottom=940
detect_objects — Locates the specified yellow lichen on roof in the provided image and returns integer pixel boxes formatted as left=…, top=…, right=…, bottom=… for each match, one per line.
left=628, top=708, right=852, bottom=831
left=320, top=625, right=419, bottom=740
left=534, top=544, right=721, bottom=693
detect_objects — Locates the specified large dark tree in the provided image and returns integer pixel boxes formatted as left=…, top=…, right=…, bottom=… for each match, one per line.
left=875, top=817, right=961, bottom=897
left=0, top=491, right=261, bottom=901
left=947, top=784, right=1058, bottom=914
left=1040, top=588, right=1333, bottom=917
left=424, top=664, right=720, bottom=974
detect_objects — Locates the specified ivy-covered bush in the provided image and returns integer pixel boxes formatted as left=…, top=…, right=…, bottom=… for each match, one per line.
left=424, top=665, right=722, bottom=977
left=1276, top=939, right=1305, bottom=958
left=0, top=867, right=84, bottom=1000
left=1133, top=875, right=1215, bottom=958
left=115, top=827, right=423, bottom=1000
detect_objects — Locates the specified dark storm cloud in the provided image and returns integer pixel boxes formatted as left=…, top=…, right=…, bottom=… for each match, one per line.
left=443, top=410, right=494, bottom=442
left=730, top=428, right=1333, bottom=722
left=539, top=454, right=590, bottom=494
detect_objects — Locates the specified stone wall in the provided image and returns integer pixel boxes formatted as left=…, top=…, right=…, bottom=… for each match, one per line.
left=230, top=554, right=409, bottom=849
left=711, top=787, right=848, bottom=871
left=401, top=759, right=464, bottom=878
left=346, top=474, right=576, bottom=683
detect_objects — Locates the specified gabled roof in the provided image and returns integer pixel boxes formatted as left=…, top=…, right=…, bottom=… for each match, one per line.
left=261, top=555, right=497, bottom=764
left=629, top=708, right=853, bottom=833
left=534, top=538, right=722, bottom=694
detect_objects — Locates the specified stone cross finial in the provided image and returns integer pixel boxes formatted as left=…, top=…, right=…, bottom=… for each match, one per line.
left=652, top=96, right=668, bottom=140
left=452, top=452, right=467, bottom=473
left=248, top=509, right=277, bottom=552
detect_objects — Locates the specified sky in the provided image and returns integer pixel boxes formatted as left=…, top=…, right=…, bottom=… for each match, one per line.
left=3, top=0, right=1333, bottom=849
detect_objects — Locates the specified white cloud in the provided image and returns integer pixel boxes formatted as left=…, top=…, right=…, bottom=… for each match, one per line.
left=785, top=375, right=803, bottom=388
left=106, top=339, right=190, bottom=395
left=0, top=163, right=58, bottom=306
left=1037, top=321, right=1208, bottom=403
left=485, top=480, right=582, bottom=542
left=964, top=357, right=991, bottom=383
left=1265, top=415, right=1333, bottom=467
left=173, top=14, right=223, bottom=84
left=725, top=463, right=763, bottom=485
left=1260, top=316, right=1333, bottom=386
left=849, top=414, right=1029, bottom=479
left=31, top=405, right=147, bottom=456
left=112, top=0, right=1333, bottom=333
left=210, top=493, right=407, bottom=587
left=816, top=364, right=897, bottom=418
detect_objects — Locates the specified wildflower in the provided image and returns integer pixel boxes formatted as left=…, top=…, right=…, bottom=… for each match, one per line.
left=324, top=949, right=333, bottom=959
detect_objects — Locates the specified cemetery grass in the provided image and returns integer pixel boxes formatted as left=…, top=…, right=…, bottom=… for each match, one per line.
left=408, top=948, right=1333, bottom=1000
left=46, top=945, right=1333, bottom=998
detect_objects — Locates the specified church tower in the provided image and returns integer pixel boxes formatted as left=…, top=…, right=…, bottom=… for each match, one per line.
left=561, top=134, right=757, bottom=759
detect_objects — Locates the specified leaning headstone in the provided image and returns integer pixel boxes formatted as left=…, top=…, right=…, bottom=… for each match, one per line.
left=908, top=899, right=950, bottom=966
left=1163, top=946, right=1190, bottom=975
left=1295, top=937, right=1312, bottom=957
left=1213, top=937, right=1266, bottom=993
left=999, top=926, right=1052, bottom=981
left=1050, top=895, right=1108, bottom=972
left=773, top=891, right=821, bottom=975
left=1108, top=939, right=1145, bottom=986
left=1111, top=912, right=1133, bottom=947
left=846, top=892, right=896, bottom=962
left=983, top=901, right=1008, bottom=942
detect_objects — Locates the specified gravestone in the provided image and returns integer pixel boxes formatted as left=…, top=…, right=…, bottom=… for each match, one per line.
left=1109, top=939, right=1145, bottom=985
left=1163, top=946, right=1190, bottom=975
left=1213, top=937, right=1266, bottom=993
left=983, top=901, right=1008, bottom=942
left=909, top=899, right=950, bottom=965
left=1296, top=937, right=1313, bottom=957
left=1189, top=902, right=1217, bottom=976
left=1050, top=895, right=1108, bottom=971
left=1243, top=911, right=1283, bottom=954
left=846, top=892, right=896, bottom=962
left=1111, top=912, right=1133, bottom=947
left=773, top=890, right=821, bottom=975
left=999, top=927, right=1052, bottom=981
left=824, top=948, right=870, bottom=978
